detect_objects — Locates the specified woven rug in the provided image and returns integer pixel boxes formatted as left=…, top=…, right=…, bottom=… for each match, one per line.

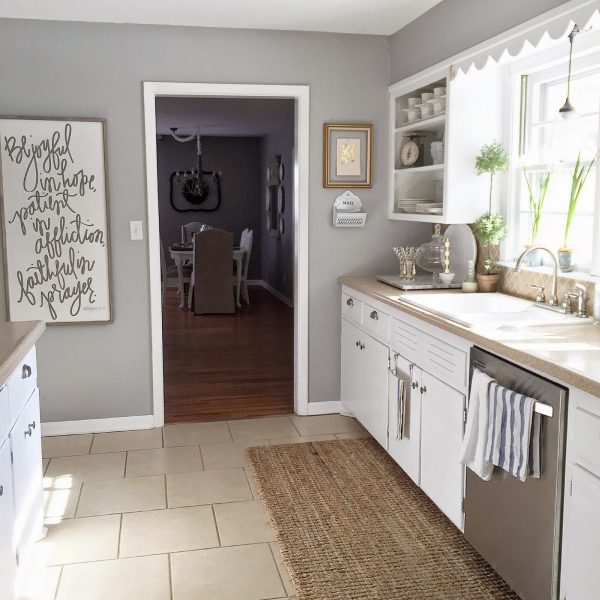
left=247, top=438, right=519, bottom=600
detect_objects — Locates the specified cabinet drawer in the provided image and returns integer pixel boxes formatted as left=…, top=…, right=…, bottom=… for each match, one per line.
left=0, top=386, right=9, bottom=443
left=342, top=293, right=362, bottom=324
left=362, top=303, right=389, bottom=341
left=10, top=389, right=43, bottom=552
left=571, top=406, right=600, bottom=471
left=422, top=336, right=467, bottom=390
left=8, top=346, right=37, bottom=421
left=390, top=317, right=420, bottom=363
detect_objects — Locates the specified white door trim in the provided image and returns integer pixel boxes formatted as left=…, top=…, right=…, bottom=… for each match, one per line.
left=142, top=82, right=310, bottom=427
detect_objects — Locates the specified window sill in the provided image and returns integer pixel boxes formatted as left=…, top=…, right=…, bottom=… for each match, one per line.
left=498, top=261, right=600, bottom=283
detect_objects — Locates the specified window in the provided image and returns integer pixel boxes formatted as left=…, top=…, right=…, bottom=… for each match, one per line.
left=509, top=41, right=600, bottom=274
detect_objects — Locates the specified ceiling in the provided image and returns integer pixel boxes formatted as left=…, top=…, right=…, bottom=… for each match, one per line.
left=155, top=97, right=295, bottom=137
left=0, top=0, right=443, bottom=36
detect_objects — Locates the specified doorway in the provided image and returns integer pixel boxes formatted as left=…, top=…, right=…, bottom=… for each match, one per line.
left=143, top=83, right=310, bottom=427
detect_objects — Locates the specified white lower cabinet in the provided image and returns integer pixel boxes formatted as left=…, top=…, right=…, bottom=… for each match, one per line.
left=341, top=319, right=388, bottom=448
left=0, top=438, right=17, bottom=600
left=420, top=372, right=465, bottom=528
left=388, top=354, right=422, bottom=485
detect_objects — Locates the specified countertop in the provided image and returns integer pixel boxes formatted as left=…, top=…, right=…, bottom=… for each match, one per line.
left=339, top=276, right=600, bottom=398
left=0, top=321, right=45, bottom=386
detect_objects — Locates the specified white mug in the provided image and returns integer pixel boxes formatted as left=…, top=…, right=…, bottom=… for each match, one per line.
left=434, top=87, right=446, bottom=98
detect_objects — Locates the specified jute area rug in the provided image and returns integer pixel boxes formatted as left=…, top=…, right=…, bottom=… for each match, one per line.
left=247, top=438, right=519, bottom=600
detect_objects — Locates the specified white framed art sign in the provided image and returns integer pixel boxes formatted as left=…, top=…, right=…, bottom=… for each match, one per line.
left=0, top=117, right=112, bottom=323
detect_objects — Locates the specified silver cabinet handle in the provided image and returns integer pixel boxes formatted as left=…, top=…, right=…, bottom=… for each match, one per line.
left=22, top=364, right=32, bottom=379
left=355, top=340, right=360, bottom=347
left=346, top=298, right=354, bottom=307
left=420, top=385, right=427, bottom=394
left=411, top=381, right=418, bottom=390
left=370, top=310, right=378, bottom=321
left=28, top=421, right=36, bottom=430
left=0, top=484, right=3, bottom=496
left=24, top=427, right=32, bottom=438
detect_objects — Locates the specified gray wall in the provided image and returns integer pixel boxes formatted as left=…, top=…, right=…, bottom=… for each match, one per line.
left=0, top=18, right=427, bottom=422
left=388, top=0, right=570, bottom=82
left=157, top=136, right=263, bottom=279
left=260, top=116, right=295, bottom=301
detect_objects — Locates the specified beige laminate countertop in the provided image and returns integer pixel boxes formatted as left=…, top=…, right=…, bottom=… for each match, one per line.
left=340, top=276, right=600, bottom=398
left=0, top=321, right=45, bottom=386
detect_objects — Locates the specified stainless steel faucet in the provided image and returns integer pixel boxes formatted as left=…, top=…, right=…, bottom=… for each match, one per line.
left=514, top=246, right=559, bottom=307
left=567, top=283, right=589, bottom=318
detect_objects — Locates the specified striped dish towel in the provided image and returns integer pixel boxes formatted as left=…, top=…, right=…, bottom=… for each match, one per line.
left=485, top=381, right=541, bottom=482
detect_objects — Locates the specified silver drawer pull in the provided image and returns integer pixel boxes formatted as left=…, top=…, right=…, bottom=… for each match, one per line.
left=346, top=298, right=354, bottom=307
left=420, top=385, right=427, bottom=394
left=24, top=427, right=32, bottom=438
left=0, top=484, right=3, bottom=496
left=370, top=310, right=378, bottom=321
left=411, top=382, right=418, bottom=390
left=28, top=421, right=36, bottom=430
left=22, top=364, right=32, bottom=379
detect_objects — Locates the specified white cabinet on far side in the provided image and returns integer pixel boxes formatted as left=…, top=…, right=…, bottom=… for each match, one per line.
left=0, top=437, right=16, bottom=600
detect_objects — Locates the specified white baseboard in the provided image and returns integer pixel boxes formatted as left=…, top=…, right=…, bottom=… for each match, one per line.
left=42, top=414, right=155, bottom=437
left=248, top=279, right=294, bottom=308
left=306, top=401, right=342, bottom=415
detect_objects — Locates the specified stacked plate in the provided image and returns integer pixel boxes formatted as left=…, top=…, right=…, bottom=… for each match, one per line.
left=415, top=202, right=443, bottom=215
left=395, top=199, right=420, bottom=213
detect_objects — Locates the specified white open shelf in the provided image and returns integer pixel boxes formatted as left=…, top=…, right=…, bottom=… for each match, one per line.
left=395, top=164, right=445, bottom=174
left=394, top=114, right=446, bottom=135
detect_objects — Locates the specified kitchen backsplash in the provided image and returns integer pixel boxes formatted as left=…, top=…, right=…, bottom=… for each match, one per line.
left=498, top=266, right=595, bottom=316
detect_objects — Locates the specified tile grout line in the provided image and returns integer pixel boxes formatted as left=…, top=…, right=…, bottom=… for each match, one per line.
left=210, top=504, right=222, bottom=547
left=167, top=553, right=174, bottom=600
left=117, top=513, right=124, bottom=559
left=197, top=444, right=205, bottom=470
left=52, top=565, right=63, bottom=600
left=286, top=414, right=303, bottom=437
left=267, top=541, right=290, bottom=597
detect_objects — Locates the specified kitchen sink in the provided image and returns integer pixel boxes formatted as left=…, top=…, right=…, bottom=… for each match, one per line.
left=398, top=292, right=589, bottom=328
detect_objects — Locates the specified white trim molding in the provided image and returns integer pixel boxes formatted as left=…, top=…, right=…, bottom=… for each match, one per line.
left=143, top=82, right=310, bottom=424
left=42, top=415, right=155, bottom=436
left=248, top=279, right=294, bottom=308
left=306, top=401, right=342, bottom=415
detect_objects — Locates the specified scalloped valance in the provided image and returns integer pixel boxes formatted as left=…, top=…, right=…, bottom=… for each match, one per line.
left=452, top=0, right=600, bottom=74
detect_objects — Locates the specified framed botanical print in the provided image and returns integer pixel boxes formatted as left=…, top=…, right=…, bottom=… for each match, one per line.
left=323, top=123, right=373, bottom=188
left=0, top=116, right=113, bottom=323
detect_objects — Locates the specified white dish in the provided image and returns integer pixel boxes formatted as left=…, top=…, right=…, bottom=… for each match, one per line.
left=444, top=223, right=477, bottom=283
left=416, top=203, right=443, bottom=215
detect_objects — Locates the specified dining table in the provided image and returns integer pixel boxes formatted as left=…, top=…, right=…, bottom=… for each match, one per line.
left=169, top=246, right=247, bottom=309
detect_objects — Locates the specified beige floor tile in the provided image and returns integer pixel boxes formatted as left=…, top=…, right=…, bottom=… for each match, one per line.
left=214, top=500, right=274, bottom=546
left=171, top=544, right=285, bottom=600
left=228, top=416, right=299, bottom=441
left=43, top=514, right=120, bottom=565
left=200, top=440, right=269, bottom=470
left=42, top=458, right=49, bottom=474
left=42, top=435, right=92, bottom=459
left=268, top=434, right=337, bottom=445
left=57, top=555, right=170, bottom=600
left=45, top=452, right=125, bottom=482
left=44, top=476, right=82, bottom=520
left=90, top=428, right=163, bottom=454
left=270, top=542, right=296, bottom=597
left=126, top=445, right=203, bottom=477
left=336, top=431, right=371, bottom=439
left=167, top=469, right=252, bottom=507
left=244, top=467, right=261, bottom=500
left=16, top=544, right=61, bottom=600
left=76, top=475, right=166, bottom=516
left=289, top=414, right=365, bottom=436
left=120, top=505, right=218, bottom=557
left=164, top=421, right=231, bottom=447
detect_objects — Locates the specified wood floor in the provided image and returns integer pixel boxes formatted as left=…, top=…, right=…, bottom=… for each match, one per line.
left=162, top=286, right=294, bottom=422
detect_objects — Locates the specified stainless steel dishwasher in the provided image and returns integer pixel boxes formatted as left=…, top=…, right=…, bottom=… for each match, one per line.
left=465, top=347, right=567, bottom=600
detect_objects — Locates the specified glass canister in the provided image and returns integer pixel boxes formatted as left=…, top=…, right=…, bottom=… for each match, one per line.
left=416, top=224, right=445, bottom=277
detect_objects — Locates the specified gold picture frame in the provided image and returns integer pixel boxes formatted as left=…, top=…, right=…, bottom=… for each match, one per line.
left=323, top=123, right=373, bottom=188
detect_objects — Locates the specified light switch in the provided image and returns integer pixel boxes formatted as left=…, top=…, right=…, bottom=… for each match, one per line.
left=130, top=221, right=143, bottom=241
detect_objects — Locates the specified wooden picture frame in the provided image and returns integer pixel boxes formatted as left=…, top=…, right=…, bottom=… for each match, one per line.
left=323, top=123, right=373, bottom=188
left=0, top=116, right=113, bottom=324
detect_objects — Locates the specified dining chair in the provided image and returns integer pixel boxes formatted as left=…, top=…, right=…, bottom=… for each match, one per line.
left=181, top=222, right=212, bottom=244
left=189, top=228, right=235, bottom=314
left=235, top=229, right=254, bottom=304
left=160, top=241, right=187, bottom=305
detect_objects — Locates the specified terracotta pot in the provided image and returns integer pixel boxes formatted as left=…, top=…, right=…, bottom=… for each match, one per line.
left=476, top=273, right=501, bottom=293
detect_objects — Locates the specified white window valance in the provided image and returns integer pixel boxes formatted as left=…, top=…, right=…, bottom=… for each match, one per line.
left=452, top=0, right=600, bottom=74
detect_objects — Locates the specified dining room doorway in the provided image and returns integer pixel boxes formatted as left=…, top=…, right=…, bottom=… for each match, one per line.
left=143, top=83, right=309, bottom=426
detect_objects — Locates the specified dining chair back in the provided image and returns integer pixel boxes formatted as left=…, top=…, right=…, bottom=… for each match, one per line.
left=239, top=229, right=254, bottom=304
left=160, top=240, right=183, bottom=304
left=182, top=222, right=212, bottom=244
left=191, top=228, right=235, bottom=314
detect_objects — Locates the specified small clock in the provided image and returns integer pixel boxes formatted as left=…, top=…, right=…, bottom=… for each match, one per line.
left=399, top=134, right=424, bottom=168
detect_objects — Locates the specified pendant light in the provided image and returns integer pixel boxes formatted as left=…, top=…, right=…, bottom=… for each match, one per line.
left=550, top=24, right=586, bottom=164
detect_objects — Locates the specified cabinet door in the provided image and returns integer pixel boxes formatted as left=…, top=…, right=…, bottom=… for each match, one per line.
left=358, top=334, right=389, bottom=449
left=562, top=464, right=600, bottom=600
left=341, top=320, right=362, bottom=417
left=420, top=372, right=465, bottom=529
left=10, top=389, right=43, bottom=559
left=0, top=438, right=16, bottom=600
left=388, top=355, right=421, bottom=485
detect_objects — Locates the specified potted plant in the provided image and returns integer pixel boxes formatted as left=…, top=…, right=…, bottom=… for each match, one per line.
left=560, top=152, right=598, bottom=272
left=473, top=142, right=509, bottom=292
left=473, top=212, right=507, bottom=292
left=523, top=168, right=552, bottom=266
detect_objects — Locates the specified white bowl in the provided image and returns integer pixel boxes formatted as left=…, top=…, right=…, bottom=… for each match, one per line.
left=418, top=103, right=434, bottom=118
left=402, top=107, right=421, bottom=123
left=434, top=87, right=446, bottom=98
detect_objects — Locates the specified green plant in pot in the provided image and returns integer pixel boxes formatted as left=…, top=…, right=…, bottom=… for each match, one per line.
left=560, top=152, right=598, bottom=272
left=473, top=142, right=509, bottom=292
left=522, top=168, right=552, bottom=266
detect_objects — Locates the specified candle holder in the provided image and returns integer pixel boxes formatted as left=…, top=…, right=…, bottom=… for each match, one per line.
left=393, top=246, right=422, bottom=281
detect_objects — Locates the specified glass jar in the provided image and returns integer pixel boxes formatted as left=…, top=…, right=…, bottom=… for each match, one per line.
left=417, top=224, right=445, bottom=277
